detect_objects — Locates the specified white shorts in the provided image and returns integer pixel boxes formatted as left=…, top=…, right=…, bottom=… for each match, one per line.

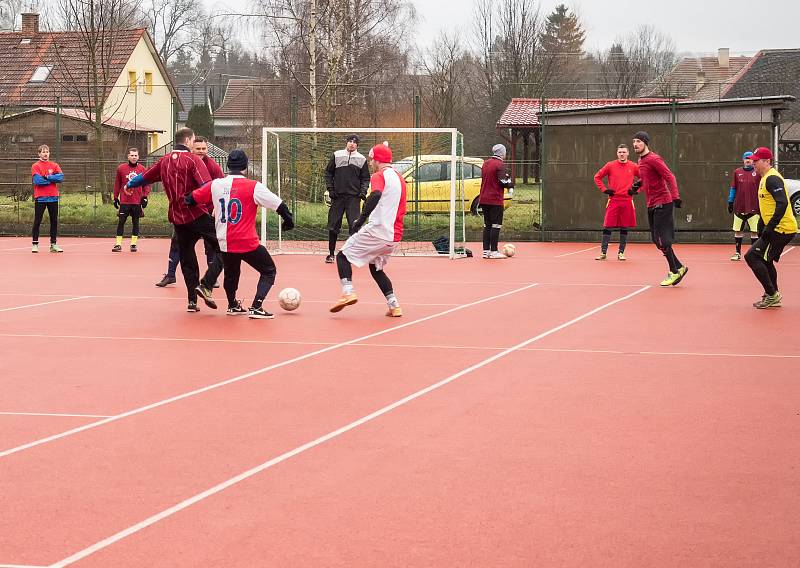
left=341, top=231, right=399, bottom=270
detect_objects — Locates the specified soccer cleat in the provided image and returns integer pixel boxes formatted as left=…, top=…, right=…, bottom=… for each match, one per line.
left=31, top=243, right=38, bottom=253
left=330, top=292, right=358, bottom=313
left=754, top=292, right=782, bottom=309
left=50, top=244, right=63, bottom=253
left=195, top=284, right=217, bottom=309
left=487, top=251, right=506, bottom=259
left=227, top=300, right=248, bottom=316
left=212, top=281, right=220, bottom=288
left=386, top=306, right=403, bottom=317
left=248, top=307, right=275, bottom=319
left=659, top=272, right=679, bottom=286
left=155, top=274, right=176, bottom=287
left=130, top=244, right=138, bottom=253
left=617, top=252, right=626, bottom=261
left=730, top=252, right=741, bottom=261
left=595, top=252, right=607, bottom=261
left=325, top=254, right=335, bottom=264
left=112, top=244, right=122, bottom=252
left=671, top=265, right=689, bottom=286
left=187, top=301, right=200, bottom=312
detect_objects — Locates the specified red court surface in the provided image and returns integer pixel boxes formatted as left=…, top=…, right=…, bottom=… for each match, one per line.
left=1, top=236, right=799, bottom=567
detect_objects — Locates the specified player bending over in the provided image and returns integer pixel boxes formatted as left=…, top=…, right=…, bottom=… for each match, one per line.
left=188, top=149, right=294, bottom=319
left=330, top=142, right=406, bottom=317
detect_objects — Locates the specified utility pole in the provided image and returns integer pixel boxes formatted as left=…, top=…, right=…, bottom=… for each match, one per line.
left=308, top=0, right=317, bottom=128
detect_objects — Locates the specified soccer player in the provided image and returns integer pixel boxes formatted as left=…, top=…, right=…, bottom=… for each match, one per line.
left=630, top=131, right=688, bottom=286
left=330, top=143, right=405, bottom=317
left=156, top=136, right=224, bottom=286
left=480, top=144, right=514, bottom=259
left=727, top=150, right=760, bottom=261
left=324, top=134, right=370, bottom=263
left=128, top=127, right=222, bottom=312
left=744, top=147, right=798, bottom=308
left=31, top=144, right=64, bottom=253
left=112, top=147, right=150, bottom=252
left=188, top=149, right=294, bottom=318
left=593, top=144, right=639, bottom=260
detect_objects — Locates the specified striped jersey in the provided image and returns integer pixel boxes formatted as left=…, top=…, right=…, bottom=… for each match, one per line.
left=364, top=167, right=406, bottom=242
left=192, top=175, right=283, bottom=253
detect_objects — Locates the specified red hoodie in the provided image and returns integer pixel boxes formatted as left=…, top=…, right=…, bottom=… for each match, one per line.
left=637, top=151, right=679, bottom=208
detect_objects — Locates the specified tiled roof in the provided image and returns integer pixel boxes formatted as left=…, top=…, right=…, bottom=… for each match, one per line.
left=214, top=79, right=290, bottom=120
left=642, top=55, right=750, bottom=99
left=0, top=106, right=163, bottom=132
left=722, top=49, right=800, bottom=100
left=0, top=28, right=145, bottom=108
left=177, top=84, right=210, bottom=121
left=496, top=98, right=670, bottom=128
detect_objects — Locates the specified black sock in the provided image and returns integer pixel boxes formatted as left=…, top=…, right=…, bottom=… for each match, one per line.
left=482, top=227, right=490, bottom=251
left=619, top=229, right=628, bottom=253
left=735, top=237, right=743, bottom=253
left=328, top=231, right=338, bottom=256
left=490, top=227, right=501, bottom=251
left=601, top=229, right=612, bottom=253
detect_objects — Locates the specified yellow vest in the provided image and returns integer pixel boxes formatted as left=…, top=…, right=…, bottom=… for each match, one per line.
left=758, top=168, right=798, bottom=234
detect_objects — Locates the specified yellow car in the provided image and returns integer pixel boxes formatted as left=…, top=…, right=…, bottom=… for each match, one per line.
left=392, top=155, right=512, bottom=214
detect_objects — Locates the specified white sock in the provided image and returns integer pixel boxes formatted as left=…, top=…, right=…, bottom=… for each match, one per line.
left=341, top=279, right=354, bottom=295
left=386, top=293, right=399, bottom=308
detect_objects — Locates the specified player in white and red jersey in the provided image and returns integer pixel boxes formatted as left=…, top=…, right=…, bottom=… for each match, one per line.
left=188, top=149, right=295, bottom=319
left=330, top=142, right=406, bottom=317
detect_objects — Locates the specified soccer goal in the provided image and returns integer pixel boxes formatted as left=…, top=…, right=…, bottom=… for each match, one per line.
left=259, top=127, right=469, bottom=258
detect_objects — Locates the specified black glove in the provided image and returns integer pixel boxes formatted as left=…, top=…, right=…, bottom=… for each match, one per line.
left=673, top=198, right=682, bottom=208
left=351, top=216, right=366, bottom=233
left=603, top=189, right=615, bottom=196
left=627, top=180, right=642, bottom=196
left=141, top=196, right=148, bottom=209
left=184, top=193, right=197, bottom=206
left=727, top=203, right=733, bottom=214
left=113, top=198, right=120, bottom=210
left=359, top=191, right=367, bottom=201
left=276, top=202, right=294, bottom=231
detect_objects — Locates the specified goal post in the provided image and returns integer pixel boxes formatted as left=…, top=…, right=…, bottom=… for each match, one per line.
left=260, top=127, right=469, bottom=259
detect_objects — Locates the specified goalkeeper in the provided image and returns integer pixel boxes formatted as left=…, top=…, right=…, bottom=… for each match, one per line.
left=188, top=150, right=294, bottom=319
left=592, top=144, right=638, bottom=261
left=323, top=134, right=370, bottom=264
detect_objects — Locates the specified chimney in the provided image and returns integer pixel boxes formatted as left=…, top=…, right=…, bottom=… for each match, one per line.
left=718, top=48, right=730, bottom=69
left=21, top=13, right=39, bottom=37
left=696, top=71, right=706, bottom=93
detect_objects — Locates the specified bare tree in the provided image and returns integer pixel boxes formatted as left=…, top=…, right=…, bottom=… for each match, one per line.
left=596, top=25, right=677, bottom=98
left=415, top=33, right=471, bottom=127
left=143, top=0, right=201, bottom=64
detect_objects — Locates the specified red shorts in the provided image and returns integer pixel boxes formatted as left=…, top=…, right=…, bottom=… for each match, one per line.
left=603, top=198, right=636, bottom=228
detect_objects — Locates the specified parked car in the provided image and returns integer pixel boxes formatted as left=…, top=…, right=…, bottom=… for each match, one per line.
left=391, top=155, right=513, bottom=214
left=787, top=178, right=800, bottom=217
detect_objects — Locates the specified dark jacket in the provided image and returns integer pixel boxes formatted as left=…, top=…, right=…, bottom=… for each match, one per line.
left=325, top=149, right=370, bottom=198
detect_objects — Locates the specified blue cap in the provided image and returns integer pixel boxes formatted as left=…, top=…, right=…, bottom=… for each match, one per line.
left=743, top=151, right=754, bottom=159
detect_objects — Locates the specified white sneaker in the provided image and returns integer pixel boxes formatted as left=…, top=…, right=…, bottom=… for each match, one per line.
left=482, top=250, right=490, bottom=258
left=488, top=251, right=507, bottom=259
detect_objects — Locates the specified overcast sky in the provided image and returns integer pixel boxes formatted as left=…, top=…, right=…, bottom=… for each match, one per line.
left=408, top=0, right=799, bottom=55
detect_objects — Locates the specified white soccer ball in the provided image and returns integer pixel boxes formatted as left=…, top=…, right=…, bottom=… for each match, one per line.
left=278, top=287, right=301, bottom=311
left=502, top=243, right=516, bottom=257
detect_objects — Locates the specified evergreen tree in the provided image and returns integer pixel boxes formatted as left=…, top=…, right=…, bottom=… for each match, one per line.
left=186, top=104, right=214, bottom=140
left=539, top=4, right=586, bottom=94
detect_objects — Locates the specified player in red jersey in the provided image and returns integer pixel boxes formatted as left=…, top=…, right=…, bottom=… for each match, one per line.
left=30, top=144, right=64, bottom=253
left=127, top=127, right=222, bottom=312
left=112, top=147, right=150, bottom=252
left=330, top=143, right=406, bottom=317
left=189, top=149, right=294, bottom=318
left=155, top=136, right=224, bottom=287
left=727, top=151, right=761, bottom=261
left=593, top=144, right=639, bottom=260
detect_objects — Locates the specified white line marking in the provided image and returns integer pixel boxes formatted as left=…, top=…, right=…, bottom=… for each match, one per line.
left=0, top=297, right=90, bottom=313
left=554, top=246, right=598, bottom=258
left=0, top=240, right=107, bottom=252
left=0, top=564, right=47, bottom=568
left=49, top=285, right=649, bottom=568
left=0, top=412, right=113, bottom=418
left=781, top=246, right=795, bottom=257
left=0, top=284, right=539, bottom=460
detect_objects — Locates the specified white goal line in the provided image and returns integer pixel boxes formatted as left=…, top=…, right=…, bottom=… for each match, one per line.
left=262, top=127, right=459, bottom=134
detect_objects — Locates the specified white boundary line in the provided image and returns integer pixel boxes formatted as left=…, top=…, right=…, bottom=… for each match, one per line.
left=554, top=246, right=598, bottom=258
left=0, top=564, right=47, bottom=568
left=49, top=285, right=650, bottom=568
left=0, top=297, right=90, bottom=313
left=0, top=412, right=113, bottom=418
left=781, top=246, right=795, bottom=257
left=0, top=284, right=539, bottom=460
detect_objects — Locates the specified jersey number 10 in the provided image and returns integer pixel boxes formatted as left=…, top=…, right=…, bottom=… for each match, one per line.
left=218, top=197, right=242, bottom=225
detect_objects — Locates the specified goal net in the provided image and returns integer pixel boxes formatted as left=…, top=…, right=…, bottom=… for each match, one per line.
left=259, top=127, right=469, bottom=258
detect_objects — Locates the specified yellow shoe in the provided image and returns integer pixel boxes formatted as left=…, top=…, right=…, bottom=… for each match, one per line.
left=386, top=306, right=402, bottom=317
left=659, top=272, right=678, bottom=286
left=330, top=292, right=358, bottom=313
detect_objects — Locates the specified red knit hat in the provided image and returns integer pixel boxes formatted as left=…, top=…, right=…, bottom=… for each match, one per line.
left=369, top=142, right=392, bottom=163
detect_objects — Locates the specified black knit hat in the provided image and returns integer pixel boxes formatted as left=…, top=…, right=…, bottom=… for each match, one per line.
left=346, top=134, right=360, bottom=144
left=633, top=131, right=651, bottom=146
left=227, top=149, right=248, bottom=172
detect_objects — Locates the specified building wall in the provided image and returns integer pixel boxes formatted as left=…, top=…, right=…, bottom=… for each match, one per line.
left=541, top=123, right=772, bottom=232
left=105, top=37, right=174, bottom=152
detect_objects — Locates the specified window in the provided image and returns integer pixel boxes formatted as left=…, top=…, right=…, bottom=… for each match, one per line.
left=29, top=65, right=52, bottom=83
left=62, top=135, right=74, bottom=142
left=143, top=72, right=153, bottom=94
left=148, top=132, right=159, bottom=152
left=416, top=162, right=445, bottom=183
left=76, top=134, right=88, bottom=142
left=62, top=134, right=89, bottom=143
left=128, top=71, right=137, bottom=92
left=12, top=134, right=33, bottom=143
